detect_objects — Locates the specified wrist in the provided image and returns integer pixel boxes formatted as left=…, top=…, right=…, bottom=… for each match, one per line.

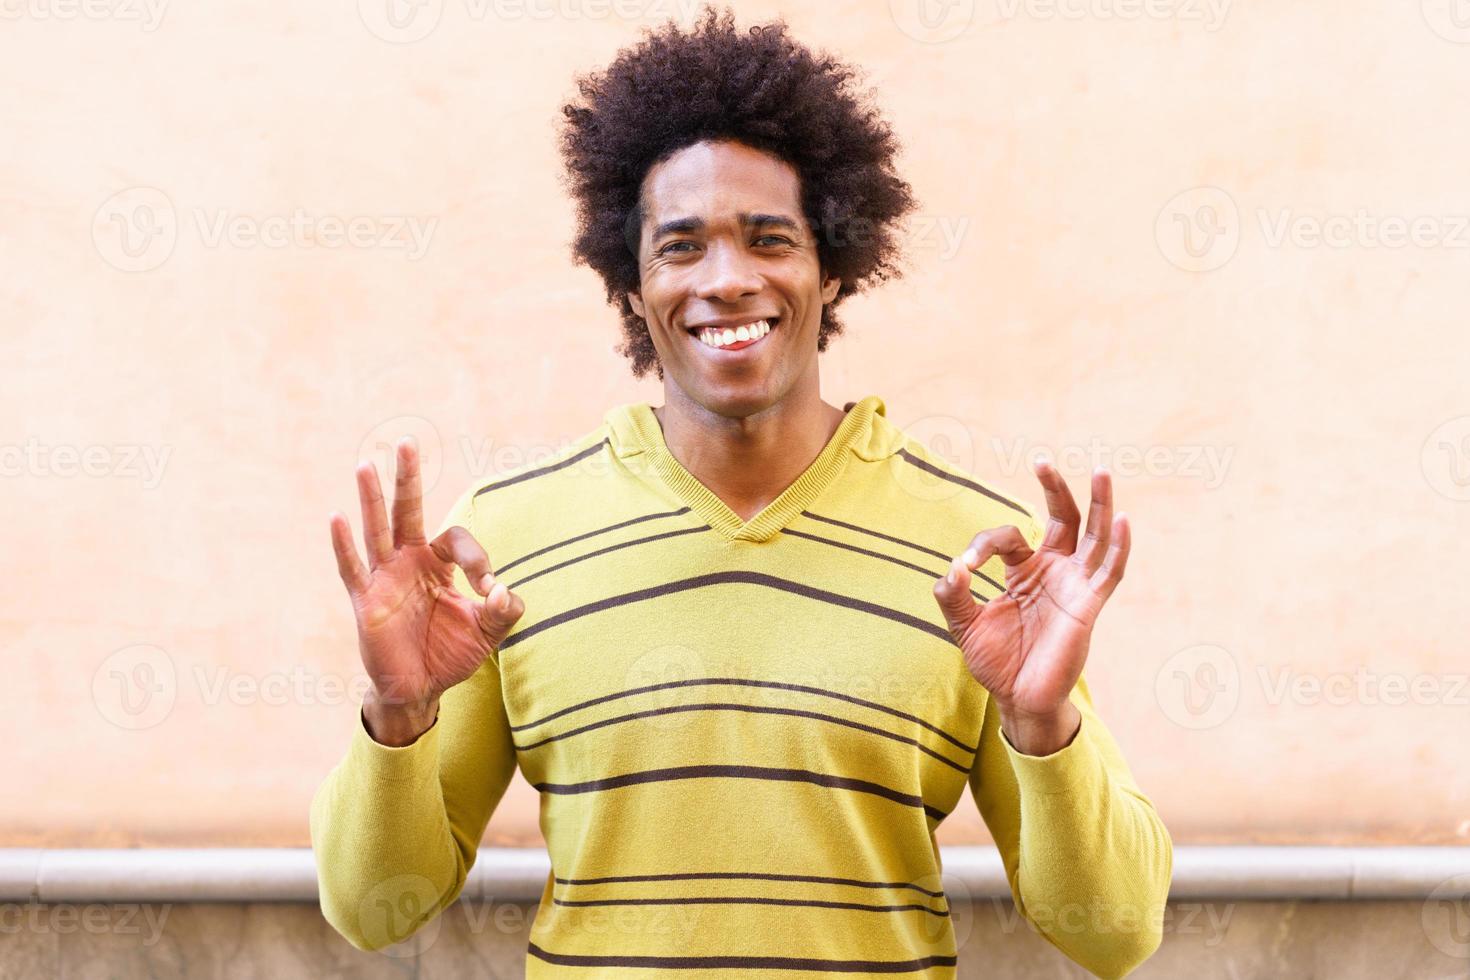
left=997, top=700, right=1081, bottom=757
left=362, top=690, right=440, bottom=747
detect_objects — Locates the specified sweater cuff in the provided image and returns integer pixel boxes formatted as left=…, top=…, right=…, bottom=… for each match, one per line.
left=1000, top=712, right=1104, bottom=796
left=347, top=705, right=441, bottom=783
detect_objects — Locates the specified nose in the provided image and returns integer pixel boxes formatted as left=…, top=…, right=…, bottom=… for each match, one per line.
left=694, top=240, right=762, bottom=305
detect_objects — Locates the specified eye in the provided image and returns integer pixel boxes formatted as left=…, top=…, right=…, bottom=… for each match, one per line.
left=656, top=241, right=696, bottom=255
left=754, top=235, right=793, bottom=246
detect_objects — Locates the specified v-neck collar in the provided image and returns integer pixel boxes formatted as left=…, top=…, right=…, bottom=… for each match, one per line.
left=605, top=394, right=887, bottom=542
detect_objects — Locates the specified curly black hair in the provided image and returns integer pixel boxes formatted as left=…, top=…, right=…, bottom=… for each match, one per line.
left=557, top=5, right=918, bottom=379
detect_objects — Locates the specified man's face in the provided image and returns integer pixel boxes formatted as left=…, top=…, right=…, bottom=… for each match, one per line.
left=627, top=139, right=841, bottom=418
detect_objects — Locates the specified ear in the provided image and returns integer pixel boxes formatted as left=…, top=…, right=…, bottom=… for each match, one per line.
left=627, top=291, right=646, bottom=319
left=820, top=274, right=842, bottom=304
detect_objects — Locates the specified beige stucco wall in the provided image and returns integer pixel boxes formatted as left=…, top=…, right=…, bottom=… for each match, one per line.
left=2, top=0, right=1466, bottom=849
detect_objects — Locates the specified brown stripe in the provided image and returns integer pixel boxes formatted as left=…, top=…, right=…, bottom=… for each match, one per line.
left=498, top=570, right=954, bottom=650
left=554, top=870, right=946, bottom=899
left=781, top=527, right=992, bottom=602
left=511, top=676, right=978, bottom=755
left=526, top=943, right=958, bottom=972
left=473, top=438, right=608, bottom=498
left=514, top=701, right=971, bottom=774
left=497, top=506, right=692, bottom=576
left=895, top=447, right=1030, bottom=516
left=551, top=895, right=949, bottom=917
left=532, top=763, right=950, bottom=822
left=506, top=525, right=709, bottom=591
left=798, top=511, right=1004, bottom=593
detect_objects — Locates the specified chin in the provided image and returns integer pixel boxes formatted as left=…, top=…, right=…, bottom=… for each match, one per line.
left=681, top=377, right=784, bottom=421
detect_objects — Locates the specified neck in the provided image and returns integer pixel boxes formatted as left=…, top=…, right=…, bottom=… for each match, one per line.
left=652, top=381, right=847, bottom=524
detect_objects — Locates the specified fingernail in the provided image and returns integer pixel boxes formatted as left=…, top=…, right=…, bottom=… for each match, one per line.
left=961, top=548, right=978, bottom=568
left=479, top=574, right=494, bottom=594
left=498, top=587, right=512, bottom=611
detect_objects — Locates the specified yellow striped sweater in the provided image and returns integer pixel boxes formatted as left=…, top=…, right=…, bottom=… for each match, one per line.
left=309, top=394, right=1173, bottom=978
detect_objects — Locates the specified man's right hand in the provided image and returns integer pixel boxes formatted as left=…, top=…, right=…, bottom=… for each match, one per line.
left=329, top=438, right=525, bottom=746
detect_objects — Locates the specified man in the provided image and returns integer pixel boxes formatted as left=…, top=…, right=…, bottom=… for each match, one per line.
left=311, top=8, right=1171, bottom=978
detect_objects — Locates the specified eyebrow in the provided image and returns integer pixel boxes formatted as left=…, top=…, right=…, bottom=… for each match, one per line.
left=651, top=212, right=803, bottom=239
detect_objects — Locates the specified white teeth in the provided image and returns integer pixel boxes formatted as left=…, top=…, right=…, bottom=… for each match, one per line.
left=695, top=319, right=771, bottom=349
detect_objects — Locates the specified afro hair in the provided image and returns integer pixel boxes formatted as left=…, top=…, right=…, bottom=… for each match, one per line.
left=557, top=5, right=918, bottom=379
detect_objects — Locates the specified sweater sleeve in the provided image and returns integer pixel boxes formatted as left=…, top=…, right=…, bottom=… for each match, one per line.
left=968, top=509, right=1174, bottom=979
left=308, top=483, right=520, bottom=952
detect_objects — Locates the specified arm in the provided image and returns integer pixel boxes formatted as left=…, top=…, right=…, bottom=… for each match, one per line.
left=934, top=460, right=1172, bottom=977
left=310, top=443, right=524, bottom=951
left=971, top=672, right=1173, bottom=978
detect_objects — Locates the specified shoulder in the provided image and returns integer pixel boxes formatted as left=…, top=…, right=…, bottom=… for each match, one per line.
left=866, top=406, right=1047, bottom=549
left=434, top=418, right=614, bottom=553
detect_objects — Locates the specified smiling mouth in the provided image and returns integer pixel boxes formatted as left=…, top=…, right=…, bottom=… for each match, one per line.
left=686, top=317, right=779, bottom=352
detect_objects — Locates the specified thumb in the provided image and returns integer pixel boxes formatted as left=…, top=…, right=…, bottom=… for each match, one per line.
left=932, top=552, right=979, bottom=640
left=477, top=581, right=525, bottom=651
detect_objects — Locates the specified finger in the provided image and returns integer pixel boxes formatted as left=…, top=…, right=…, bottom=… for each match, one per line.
left=934, top=526, right=1032, bottom=638
left=1088, top=512, right=1131, bottom=602
left=329, top=511, right=369, bottom=596
left=933, top=557, right=981, bottom=640
left=1073, top=466, right=1113, bottom=575
left=961, top=524, right=1034, bottom=584
left=392, top=438, right=426, bottom=548
left=356, top=460, right=394, bottom=567
left=1034, top=455, right=1082, bottom=554
left=429, top=525, right=495, bottom=595
left=476, top=581, right=526, bottom=651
